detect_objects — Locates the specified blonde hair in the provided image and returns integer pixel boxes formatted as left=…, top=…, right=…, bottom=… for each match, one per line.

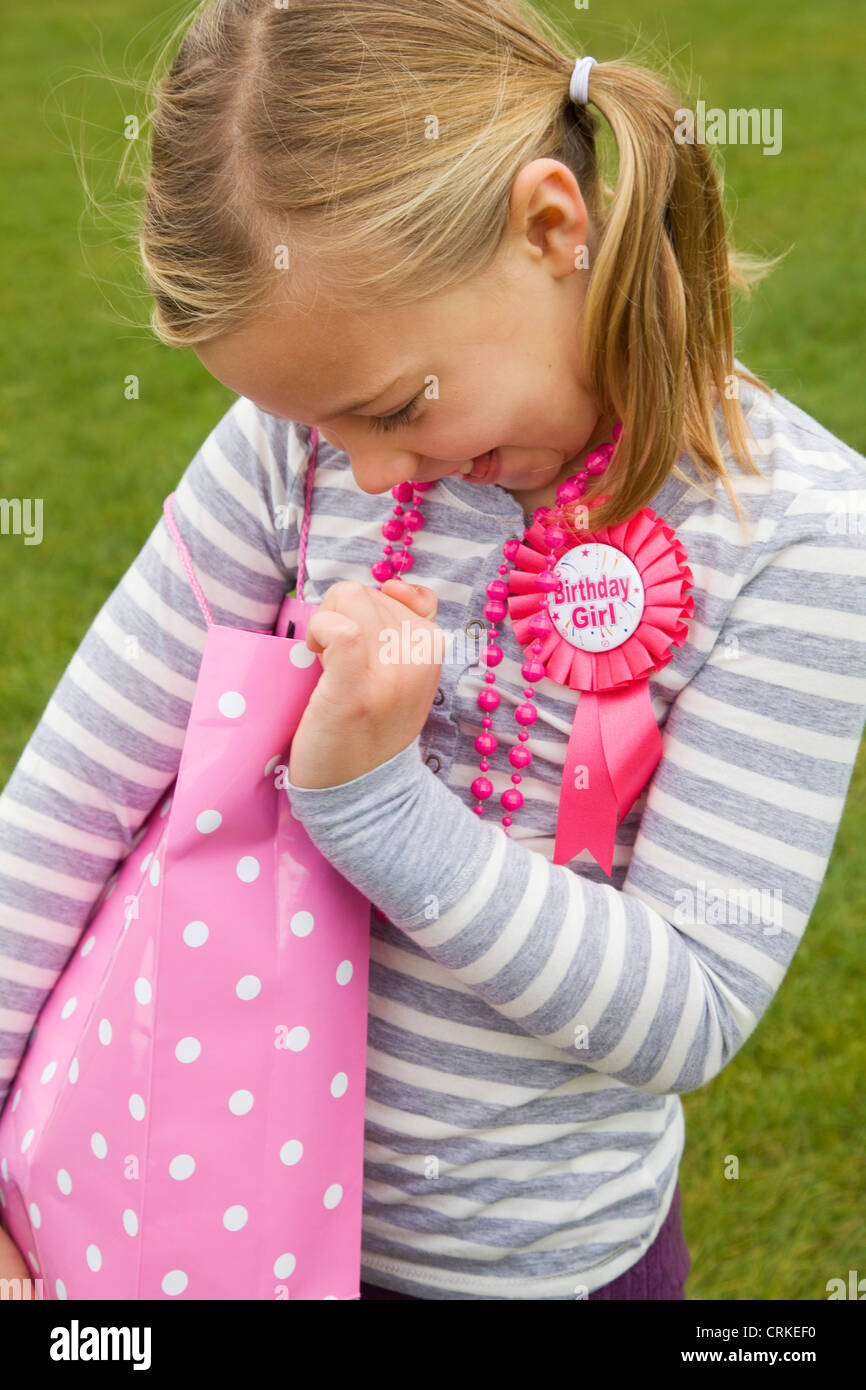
left=128, top=0, right=784, bottom=532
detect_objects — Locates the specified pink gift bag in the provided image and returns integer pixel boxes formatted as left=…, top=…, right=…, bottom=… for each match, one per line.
left=0, top=427, right=372, bottom=1300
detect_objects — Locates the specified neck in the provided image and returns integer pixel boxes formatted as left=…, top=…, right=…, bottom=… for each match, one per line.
left=503, top=411, right=618, bottom=522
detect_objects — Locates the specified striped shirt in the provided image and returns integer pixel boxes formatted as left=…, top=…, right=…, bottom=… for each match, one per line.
left=1, top=367, right=865, bottom=1299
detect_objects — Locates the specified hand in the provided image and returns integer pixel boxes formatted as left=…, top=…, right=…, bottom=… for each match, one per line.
left=0, top=1223, right=35, bottom=1296
left=288, top=577, right=443, bottom=789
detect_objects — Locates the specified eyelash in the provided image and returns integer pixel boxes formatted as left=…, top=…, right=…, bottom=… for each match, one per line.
left=368, top=393, right=422, bottom=433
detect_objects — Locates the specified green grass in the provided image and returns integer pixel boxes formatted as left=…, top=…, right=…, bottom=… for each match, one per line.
left=1, top=0, right=863, bottom=1302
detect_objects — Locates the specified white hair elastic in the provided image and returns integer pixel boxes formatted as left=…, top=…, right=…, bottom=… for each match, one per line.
left=569, top=55, right=597, bottom=106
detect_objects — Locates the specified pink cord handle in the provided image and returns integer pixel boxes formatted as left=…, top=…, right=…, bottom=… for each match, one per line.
left=163, top=424, right=319, bottom=624
left=163, top=493, right=215, bottom=626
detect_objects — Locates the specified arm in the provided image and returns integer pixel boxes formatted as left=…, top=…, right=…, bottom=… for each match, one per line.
left=284, top=488, right=866, bottom=1095
left=0, top=400, right=312, bottom=1118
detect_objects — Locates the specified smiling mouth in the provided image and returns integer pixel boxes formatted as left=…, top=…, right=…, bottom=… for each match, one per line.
left=439, top=449, right=500, bottom=482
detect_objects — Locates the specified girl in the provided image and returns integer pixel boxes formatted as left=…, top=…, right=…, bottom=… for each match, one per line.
left=1, top=0, right=865, bottom=1301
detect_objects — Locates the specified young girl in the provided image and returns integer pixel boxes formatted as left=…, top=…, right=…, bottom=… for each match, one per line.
left=1, top=0, right=864, bottom=1301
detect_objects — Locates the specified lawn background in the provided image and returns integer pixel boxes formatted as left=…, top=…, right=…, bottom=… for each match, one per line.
left=1, top=0, right=863, bottom=1300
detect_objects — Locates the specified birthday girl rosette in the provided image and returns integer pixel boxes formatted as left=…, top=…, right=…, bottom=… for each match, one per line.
left=506, top=504, right=694, bottom=875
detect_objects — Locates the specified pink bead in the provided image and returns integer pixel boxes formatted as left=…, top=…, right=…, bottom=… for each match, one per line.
left=521, top=658, right=546, bottom=683
left=475, top=733, right=497, bottom=755
left=515, top=703, right=537, bottom=726
left=557, top=480, right=581, bottom=504
left=534, top=569, right=559, bottom=593
left=501, top=788, right=523, bottom=812
left=509, top=747, right=532, bottom=768
left=473, top=804, right=484, bottom=816
left=544, top=525, right=568, bottom=549
left=371, top=559, right=395, bottom=582
left=484, top=599, right=507, bottom=622
left=502, top=539, right=520, bottom=561
left=392, top=482, right=414, bottom=502
left=511, top=773, right=522, bottom=784
left=391, top=550, right=413, bottom=572
left=502, top=815, right=513, bottom=827
left=412, top=480, right=435, bottom=491
left=382, top=518, right=404, bottom=541
left=403, top=508, right=424, bottom=531
left=478, top=688, right=500, bottom=712
left=586, top=450, right=609, bottom=475
left=482, top=644, right=503, bottom=668
left=484, top=671, right=496, bottom=684
left=471, top=776, right=493, bottom=800
left=479, top=760, right=489, bottom=771
left=528, top=611, right=553, bottom=639
left=518, top=729, right=529, bottom=741
left=486, top=579, right=508, bottom=600
left=482, top=716, right=492, bottom=729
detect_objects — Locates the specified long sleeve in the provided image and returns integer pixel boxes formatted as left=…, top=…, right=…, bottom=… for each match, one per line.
left=284, top=484, right=866, bottom=1097
left=0, top=398, right=314, bottom=1117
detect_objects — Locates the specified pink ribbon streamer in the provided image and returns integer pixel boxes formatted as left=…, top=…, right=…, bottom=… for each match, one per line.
left=554, top=681, right=663, bottom=874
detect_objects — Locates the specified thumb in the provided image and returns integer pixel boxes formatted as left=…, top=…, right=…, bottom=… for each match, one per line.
left=304, top=610, right=362, bottom=658
left=380, top=577, right=438, bottom=620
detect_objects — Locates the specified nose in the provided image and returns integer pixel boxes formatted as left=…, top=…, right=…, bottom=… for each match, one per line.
left=317, top=427, right=420, bottom=494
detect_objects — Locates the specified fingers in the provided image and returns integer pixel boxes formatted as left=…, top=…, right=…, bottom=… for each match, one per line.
left=304, top=610, right=362, bottom=658
left=379, top=577, right=438, bottom=620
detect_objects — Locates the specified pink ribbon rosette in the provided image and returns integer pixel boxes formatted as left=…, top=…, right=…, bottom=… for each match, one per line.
left=506, top=504, right=694, bottom=875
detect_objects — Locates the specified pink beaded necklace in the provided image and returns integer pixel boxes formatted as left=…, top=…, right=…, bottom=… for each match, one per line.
left=370, top=423, right=622, bottom=839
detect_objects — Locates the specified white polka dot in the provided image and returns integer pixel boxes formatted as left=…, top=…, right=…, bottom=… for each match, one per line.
left=11, top=1088, right=21, bottom=1111
left=68, top=1058, right=79, bottom=1084
left=336, top=960, right=354, bottom=985
left=60, top=996, right=78, bottom=1020
left=274, top=1253, right=296, bottom=1279
left=218, top=691, right=246, bottom=718
left=236, top=975, right=261, bottom=1000
left=286, top=1026, right=310, bottom=1052
left=122, top=1209, right=138, bottom=1237
left=290, top=643, right=318, bottom=668
left=169, top=1154, right=195, bottom=1181
left=290, top=911, right=314, bottom=937
left=279, top=1140, right=303, bottom=1166
left=264, top=754, right=282, bottom=778
left=129, top=1093, right=146, bottom=1121
left=323, top=1184, right=343, bottom=1209
left=81, top=937, right=95, bottom=958
left=330, top=1072, right=348, bottom=1099
left=40, top=1061, right=57, bottom=1085
left=29, top=1202, right=41, bottom=1229
left=182, top=920, right=209, bottom=948
left=149, top=858, right=160, bottom=887
left=236, top=856, right=260, bottom=883
left=98, top=1018, right=112, bottom=1046
left=86, top=1244, right=102, bottom=1272
left=175, top=1037, right=201, bottom=1064
left=223, top=1205, right=248, bottom=1231
left=57, top=1169, right=72, bottom=1195
left=160, top=795, right=172, bottom=818
left=20, top=1129, right=34, bottom=1153
left=162, top=1270, right=188, bottom=1296
left=91, top=1132, right=108, bottom=1160
left=134, top=978, right=152, bottom=1006
left=229, top=1089, right=253, bottom=1116
left=56, top=1278, right=67, bottom=1299
left=139, top=851, right=153, bottom=875
left=196, top=809, right=222, bottom=834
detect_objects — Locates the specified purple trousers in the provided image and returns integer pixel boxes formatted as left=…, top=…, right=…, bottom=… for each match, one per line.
left=360, top=1181, right=690, bottom=1300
